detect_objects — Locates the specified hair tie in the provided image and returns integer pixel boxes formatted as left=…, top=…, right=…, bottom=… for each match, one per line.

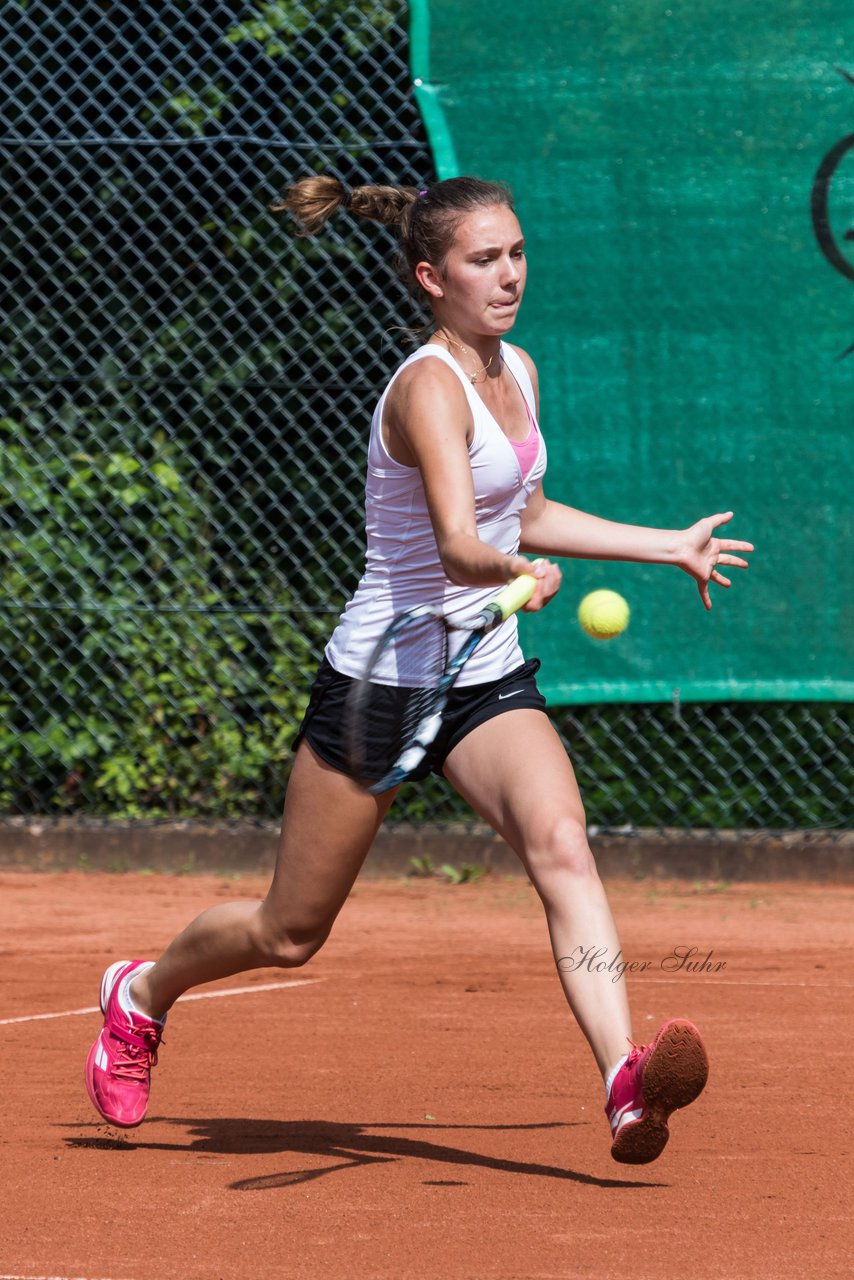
left=340, top=182, right=354, bottom=210
left=418, top=188, right=428, bottom=197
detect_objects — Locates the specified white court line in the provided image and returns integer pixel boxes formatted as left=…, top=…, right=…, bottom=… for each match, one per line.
left=0, top=978, right=319, bottom=1026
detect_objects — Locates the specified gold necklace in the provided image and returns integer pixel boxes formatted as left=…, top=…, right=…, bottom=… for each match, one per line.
left=440, top=333, right=495, bottom=384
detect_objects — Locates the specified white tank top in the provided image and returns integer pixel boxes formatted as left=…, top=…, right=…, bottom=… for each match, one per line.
left=325, top=342, right=547, bottom=685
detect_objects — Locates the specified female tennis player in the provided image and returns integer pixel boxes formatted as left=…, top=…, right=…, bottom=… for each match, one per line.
left=85, top=176, right=753, bottom=1164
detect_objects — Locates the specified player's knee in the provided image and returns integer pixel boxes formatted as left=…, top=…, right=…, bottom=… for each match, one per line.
left=253, top=916, right=329, bottom=968
left=531, top=815, right=596, bottom=884
left=267, top=932, right=327, bottom=968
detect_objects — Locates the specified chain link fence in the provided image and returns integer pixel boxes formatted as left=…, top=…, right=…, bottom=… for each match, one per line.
left=2, top=1, right=850, bottom=832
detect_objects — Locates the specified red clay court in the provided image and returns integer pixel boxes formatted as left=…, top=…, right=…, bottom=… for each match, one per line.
left=0, top=867, right=850, bottom=1279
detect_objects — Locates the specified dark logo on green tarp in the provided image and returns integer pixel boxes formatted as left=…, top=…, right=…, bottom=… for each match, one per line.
left=811, top=67, right=854, bottom=358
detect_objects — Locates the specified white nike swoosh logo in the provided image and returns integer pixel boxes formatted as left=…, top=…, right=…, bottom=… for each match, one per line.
left=498, top=689, right=524, bottom=700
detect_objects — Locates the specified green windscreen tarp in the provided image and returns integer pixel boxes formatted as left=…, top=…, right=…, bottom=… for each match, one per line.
left=411, top=0, right=853, bottom=704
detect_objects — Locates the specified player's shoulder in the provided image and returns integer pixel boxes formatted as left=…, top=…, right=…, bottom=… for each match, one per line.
left=503, top=342, right=539, bottom=386
left=389, top=347, right=469, bottom=409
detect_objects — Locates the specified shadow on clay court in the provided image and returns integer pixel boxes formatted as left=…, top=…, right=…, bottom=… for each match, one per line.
left=65, top=1117, right=665, bottom=1190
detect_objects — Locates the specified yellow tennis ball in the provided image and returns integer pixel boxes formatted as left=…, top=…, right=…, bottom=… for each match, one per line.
left=578, top=590, right=630, bottom=639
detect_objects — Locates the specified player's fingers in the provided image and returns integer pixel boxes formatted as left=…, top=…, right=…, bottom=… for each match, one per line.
left=708, top=510, right=734, bottom=528
left=527, top=565, right=561, bottom=610
left=508, top=555, right=535, bottom=578
left=515, top=556, right=553, bottom=581
left=524, top=589, right=552, bottom=612
left=539, top=561, right=561, bottom=588
left=535, top=565, right=558, bottom=594
left=717, top=553, right=749, bottom=568
left=711, top=570, right=732, bottom=587
left=720, top=539, right=754, bottom=553
left=698, top=579, right=712, bottom=610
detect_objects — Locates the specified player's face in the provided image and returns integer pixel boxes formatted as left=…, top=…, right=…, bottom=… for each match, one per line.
left=433, top=204, right=527, bottom=336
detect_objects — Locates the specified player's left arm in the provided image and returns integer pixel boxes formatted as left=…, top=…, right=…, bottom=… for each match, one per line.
left=520, top=488, right=754, bottom=612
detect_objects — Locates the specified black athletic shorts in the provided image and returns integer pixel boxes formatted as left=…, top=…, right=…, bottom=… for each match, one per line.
left=294, top=655, right=547, bottom=784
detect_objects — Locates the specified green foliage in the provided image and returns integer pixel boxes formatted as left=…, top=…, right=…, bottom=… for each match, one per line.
left=0, top=413, right=326, bottom=815
left=408, top=853, right=435, bottom=877
left=225, top=1, right=396, bottom=59
left=558, top=702, right=853, bottom=830
left=439, top=862, right=485, bottom=884
left=406, top=853, right=485, bottom=884
left=141, top=82, right=230, bottom=136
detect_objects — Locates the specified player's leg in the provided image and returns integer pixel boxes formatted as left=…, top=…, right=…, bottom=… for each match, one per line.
left=442, top=709, right=631, bottom=1077
left=443, top=709, right=708, bottom=1163
left=86, top=741, right=396, bottom=1126
left=132, top=742, right=397, bottom=1018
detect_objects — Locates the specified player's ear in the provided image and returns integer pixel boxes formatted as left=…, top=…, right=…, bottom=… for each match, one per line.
left=415, top=260, right=444, bottom=299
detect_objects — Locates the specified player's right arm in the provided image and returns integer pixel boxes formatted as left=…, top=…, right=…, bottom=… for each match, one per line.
left=382, top=359, right=558, bottom=607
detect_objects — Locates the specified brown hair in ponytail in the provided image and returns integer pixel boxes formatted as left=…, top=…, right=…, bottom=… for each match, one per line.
left=271, top=175, right=417, bottom=236
left=272, top=174, right=514, bottom=306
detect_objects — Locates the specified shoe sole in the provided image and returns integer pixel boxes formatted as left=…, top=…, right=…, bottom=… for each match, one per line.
left=610, top=1019, right=709, bottom=1165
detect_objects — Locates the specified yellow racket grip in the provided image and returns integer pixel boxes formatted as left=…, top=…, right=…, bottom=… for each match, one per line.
left=493, top=559, right=544, bottom=621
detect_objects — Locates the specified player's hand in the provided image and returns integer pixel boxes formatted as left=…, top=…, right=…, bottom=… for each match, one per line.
left=675, top=512, right=754, bottom=611
left=506, top=556, right=562, bottom=612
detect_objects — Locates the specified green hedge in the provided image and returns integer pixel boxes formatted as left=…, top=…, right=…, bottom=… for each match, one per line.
left=0, top=413, right=326, bottom=816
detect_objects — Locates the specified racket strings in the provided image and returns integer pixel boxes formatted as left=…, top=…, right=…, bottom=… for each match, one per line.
left=347, top=610, right=450, bottom=787
left=393, top=612, right=449, bottom=750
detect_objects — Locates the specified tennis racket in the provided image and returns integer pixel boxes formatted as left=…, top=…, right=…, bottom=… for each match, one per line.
left=347, top=568, right=540, bottom=794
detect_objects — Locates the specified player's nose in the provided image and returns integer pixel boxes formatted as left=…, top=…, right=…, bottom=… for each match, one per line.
left=502, top=255, right=522, bottom=284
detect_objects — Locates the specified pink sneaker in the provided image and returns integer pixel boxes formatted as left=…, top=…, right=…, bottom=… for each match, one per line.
left=605, top=1018, right=708, bottom=1164
left=85, top=960, right=164, bottom=1128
